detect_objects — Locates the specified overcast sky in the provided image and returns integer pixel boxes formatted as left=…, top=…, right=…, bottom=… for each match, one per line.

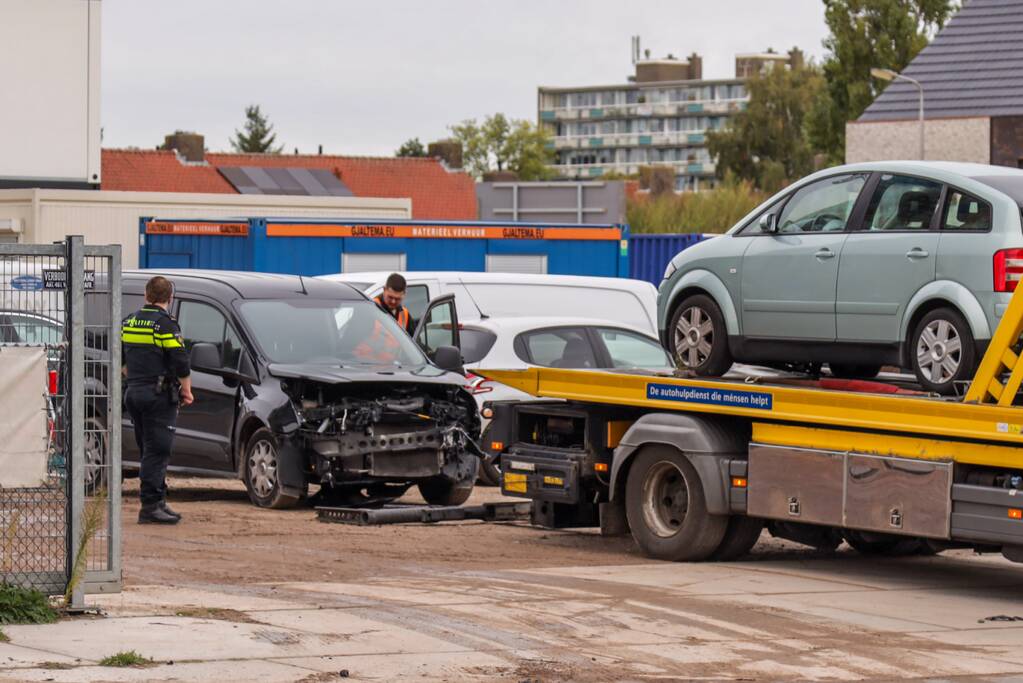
left=101, top=0, right=829, bottom=156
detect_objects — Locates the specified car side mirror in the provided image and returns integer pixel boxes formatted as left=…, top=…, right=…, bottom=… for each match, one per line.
left=433, top=345, right=465, bottom=375
left=190, top=342, right=223, bottom=374
left=759, top=213, right=778, bottom=233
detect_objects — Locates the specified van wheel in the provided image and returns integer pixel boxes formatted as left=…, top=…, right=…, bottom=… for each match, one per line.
left=828, top=364, right=882, bottom=379
left=669, top=295, right=732, bottom=376
left=244, top=428, right=303, bottom=509
left=418, top=476, right=473, bottom=506
left=910, top=307, right=975, bottom=395
left=710, top=516, right=764, bottom=561
left=84, top=415, right=108, bottom=495
left=625, top=447, right=727, bottom=561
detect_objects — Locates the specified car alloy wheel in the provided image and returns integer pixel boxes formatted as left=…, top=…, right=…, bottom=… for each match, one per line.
left=674, top=306, right=714, bottom=369
left=916, top=318, right=962, bottom=385
left=641, top=460, right=691, bottom=538
left=248, top=440, right=279, bottom=499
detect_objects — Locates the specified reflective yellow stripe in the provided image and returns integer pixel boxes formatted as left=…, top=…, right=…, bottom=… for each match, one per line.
left=155, top=337, right=184, bottom=349
left=122, top=327, right=154, bottom=334
left=122, top=333, right=157, bottom=345
left=153, top=332, right=176, bottom=338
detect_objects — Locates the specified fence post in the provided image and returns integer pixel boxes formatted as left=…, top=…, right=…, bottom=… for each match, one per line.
left=66, top=235, right=86, bottom=611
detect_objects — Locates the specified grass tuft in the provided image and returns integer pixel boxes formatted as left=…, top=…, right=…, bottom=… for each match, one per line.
left=0, top=583, right=58, bottom=625
left=98, top=650, right=155, bottom=668
left=627, top=177, right=768, bottom=234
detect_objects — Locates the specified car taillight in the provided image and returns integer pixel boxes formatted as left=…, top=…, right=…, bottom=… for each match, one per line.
left=995, top=249, right=1023, bottom=292
left=464, top=372, right=493, bottom=395
left=48, top=370, right=58, bottom=396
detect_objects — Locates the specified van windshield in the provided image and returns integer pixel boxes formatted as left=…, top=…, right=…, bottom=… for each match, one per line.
left=238, top=299, right=427, bottom=366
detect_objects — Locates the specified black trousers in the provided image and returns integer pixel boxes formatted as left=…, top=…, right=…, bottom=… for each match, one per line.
left=125, top=384, right=177, bottom=506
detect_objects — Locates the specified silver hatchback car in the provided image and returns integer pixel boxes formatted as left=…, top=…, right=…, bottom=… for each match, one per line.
left=658, top=161, right=1023, bottom=394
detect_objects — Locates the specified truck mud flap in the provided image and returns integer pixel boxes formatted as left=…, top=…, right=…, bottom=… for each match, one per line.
left=501, top=446, right=582, bottom=503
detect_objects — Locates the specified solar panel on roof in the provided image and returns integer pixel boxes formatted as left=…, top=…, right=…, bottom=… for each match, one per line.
left=217, top=166, right=354, bottom=196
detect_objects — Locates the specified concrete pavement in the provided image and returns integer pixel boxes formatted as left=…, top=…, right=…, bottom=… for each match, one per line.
left=1, top=548, right=1023, bottom=681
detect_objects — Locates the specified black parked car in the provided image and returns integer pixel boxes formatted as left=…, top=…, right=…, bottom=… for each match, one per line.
left=121, top=270, right=480, bottom=509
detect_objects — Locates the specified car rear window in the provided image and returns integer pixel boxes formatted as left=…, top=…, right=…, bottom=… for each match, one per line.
left=459, top=327, right=498, bottom=364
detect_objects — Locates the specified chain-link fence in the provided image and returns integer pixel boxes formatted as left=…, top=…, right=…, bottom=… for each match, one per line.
left=0, top=237, right=121, bottom=605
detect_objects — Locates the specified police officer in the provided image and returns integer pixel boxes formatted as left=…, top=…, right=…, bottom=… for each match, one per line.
left=122, top=276, right=193, bottom=525
left=373, top=273, right=415, bottom=335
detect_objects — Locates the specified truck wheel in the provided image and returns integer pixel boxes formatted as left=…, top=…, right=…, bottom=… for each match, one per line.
left=669, top=294, right=733, bottom=376
left=843, top=530, right=923, bottom=557
left=828, top=364, right=882, bottom=379
left=418, top=476, right=473, bottom=506
left=244, top=428, right=303, bottom=509
left=710, top=516, right=764, bottom=561
left=910, top=307, right=975, bottom=395
left=625, top=447, right=727, bottom=561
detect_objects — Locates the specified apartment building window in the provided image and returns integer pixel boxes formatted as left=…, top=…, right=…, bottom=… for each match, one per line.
left=601, top=120, right=617, bottom=134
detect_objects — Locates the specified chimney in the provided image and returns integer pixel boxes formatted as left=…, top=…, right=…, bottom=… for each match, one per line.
left=687, top=52, right=703, bottom=80
left=428, top=139, right=464, bottom=169
left=162, top=131, right=205, bottom=163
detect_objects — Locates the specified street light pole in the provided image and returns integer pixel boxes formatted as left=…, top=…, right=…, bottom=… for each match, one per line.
left=871, top=68, right=925, bottom=160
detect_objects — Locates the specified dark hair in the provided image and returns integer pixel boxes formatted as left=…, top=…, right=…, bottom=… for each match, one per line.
left=384, top=273, right=407, bottom=292
left=145, top=276, right=174, bottom=304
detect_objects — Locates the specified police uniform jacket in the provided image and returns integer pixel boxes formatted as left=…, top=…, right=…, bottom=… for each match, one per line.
left=121, top=305, right=191, bottom=385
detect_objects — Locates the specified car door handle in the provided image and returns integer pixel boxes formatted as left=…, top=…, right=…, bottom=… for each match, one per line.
left=814, top=248, right=835, bottom=260
left=906, top=248, right=930, bottom=260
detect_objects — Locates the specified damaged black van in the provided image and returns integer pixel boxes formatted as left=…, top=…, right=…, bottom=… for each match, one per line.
left=120, top=270, right=480, bottom=508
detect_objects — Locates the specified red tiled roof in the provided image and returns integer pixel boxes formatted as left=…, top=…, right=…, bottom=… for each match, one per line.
left=101, top=149, right=477, bottom=220
left=101, top=149, right=235, bottom=194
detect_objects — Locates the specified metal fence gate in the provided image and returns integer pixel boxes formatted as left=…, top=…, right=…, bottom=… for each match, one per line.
left=0, top=235, right=121, bottom=607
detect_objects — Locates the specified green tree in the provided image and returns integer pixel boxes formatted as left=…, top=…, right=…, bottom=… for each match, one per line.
left=807, top=0, right=956, bottom=164
left=395, top=137, right=427, bottom=157
left=230, top=104, right=282, bottom=154
left=450, top=114, right=555, bottom=180
left=707, top=62, right=825, bottom=192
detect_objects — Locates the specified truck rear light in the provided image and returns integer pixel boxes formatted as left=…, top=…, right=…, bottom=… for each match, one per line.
left=48, top=370, right=58, bottom=396
left=464, top=372, right=493, bottom=395
left=994, top=248, right=1023, bottom=292
left=1010, top=508, right=1022, bottom=520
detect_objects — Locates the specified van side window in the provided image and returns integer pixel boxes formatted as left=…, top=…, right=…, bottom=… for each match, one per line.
left=943, top=190, right=992, bottom=231
left=177, top=300, right=242, bottom=369
left=862, top=174, right=943, bottom=231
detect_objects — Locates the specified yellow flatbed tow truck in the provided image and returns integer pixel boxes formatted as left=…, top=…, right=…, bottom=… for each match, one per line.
left=477, top=283, right=1023, bottom=562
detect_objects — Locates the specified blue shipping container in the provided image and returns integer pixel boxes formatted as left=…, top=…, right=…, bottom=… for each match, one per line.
left=138, top=218, right=631, bottom=278
left=629, top=233, right=708, bottom=286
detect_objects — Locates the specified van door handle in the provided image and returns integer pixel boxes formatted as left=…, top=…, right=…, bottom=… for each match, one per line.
left=814, top=248, right=835, bottom=260
left=906, top=248, right=930, bottom=260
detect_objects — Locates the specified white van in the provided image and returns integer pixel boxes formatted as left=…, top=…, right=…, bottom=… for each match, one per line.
left=318, top=272, right=659, bottom=335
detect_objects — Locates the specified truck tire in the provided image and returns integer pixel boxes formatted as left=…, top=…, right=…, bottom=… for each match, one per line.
left=843, top=530, right=923, bottom=557
left=477, top=458, right=501, bottom=487
left=669, top=294, right=733, bottom=377
left=625, top=446, right=728, bottom=561
left=418, top=476, right=473, bottom=506
left=243, top=428, right=304, bottom=509
left=710, top=516, right=764, bottom=561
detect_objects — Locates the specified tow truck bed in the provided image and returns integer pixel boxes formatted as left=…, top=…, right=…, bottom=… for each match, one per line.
left=476, top=281, right=1023, bottom=562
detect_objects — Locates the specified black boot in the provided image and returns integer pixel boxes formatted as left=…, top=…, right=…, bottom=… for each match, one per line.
left=138, top=503, right=179, bottom=525
left=160, top=502, right=182, bottom=521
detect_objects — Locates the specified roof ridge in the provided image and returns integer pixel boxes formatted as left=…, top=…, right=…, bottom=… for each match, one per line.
left=207, top=152, right=443, bottom=163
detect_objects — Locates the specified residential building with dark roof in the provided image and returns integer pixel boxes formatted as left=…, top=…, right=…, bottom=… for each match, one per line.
left=847, top=0, right=1023, bottom=167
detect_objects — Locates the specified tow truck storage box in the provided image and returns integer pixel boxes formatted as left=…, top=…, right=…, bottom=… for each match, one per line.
left=138, top=218, right=630, bottom=277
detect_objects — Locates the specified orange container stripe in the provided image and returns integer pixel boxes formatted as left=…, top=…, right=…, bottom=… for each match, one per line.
left=265, top=223, right=621, bottom=241
left=146, top=221, right=249, bottom=236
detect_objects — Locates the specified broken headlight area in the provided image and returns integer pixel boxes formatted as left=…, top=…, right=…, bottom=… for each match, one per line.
left=280, top=380, right=481, bottom=484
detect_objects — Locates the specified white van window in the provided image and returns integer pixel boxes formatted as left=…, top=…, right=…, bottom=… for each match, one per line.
left=464, top=284, right=652, bottom=330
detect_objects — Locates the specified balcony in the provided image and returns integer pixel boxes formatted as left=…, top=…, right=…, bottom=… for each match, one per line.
left=551, top=160, right=716, bottom=179
left=542, top=98, right=747, bottom=121
left=551, top=130, right=712, bottom=150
